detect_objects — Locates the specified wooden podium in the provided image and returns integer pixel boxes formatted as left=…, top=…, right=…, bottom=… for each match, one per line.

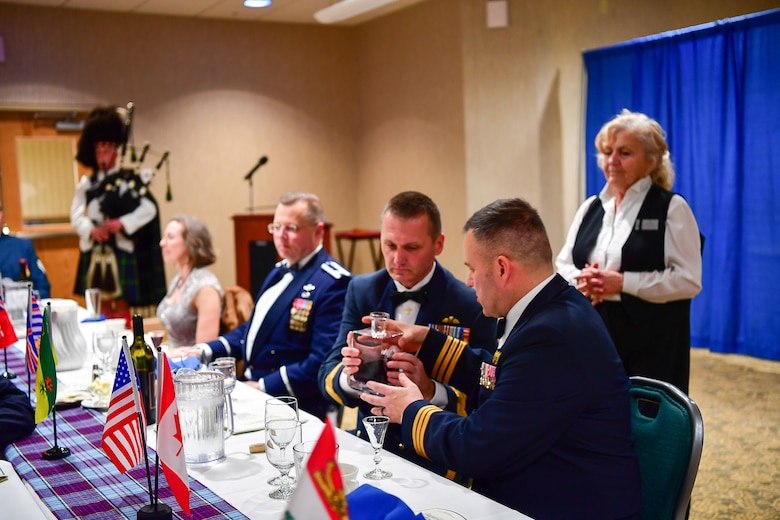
left=232, top=214, right=332, bottom=294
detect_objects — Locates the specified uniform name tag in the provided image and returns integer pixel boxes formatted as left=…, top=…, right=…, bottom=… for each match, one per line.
left=635, top=218, right=659, bottom=231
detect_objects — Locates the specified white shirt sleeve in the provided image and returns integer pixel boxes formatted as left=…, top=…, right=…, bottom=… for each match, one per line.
left=555, top=196, right=598, bottom=285
left=70, top=176, right=95, bottom=251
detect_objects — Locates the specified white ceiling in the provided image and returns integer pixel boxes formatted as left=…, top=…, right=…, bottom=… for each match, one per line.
left=2, top=0, right=429, bottom=25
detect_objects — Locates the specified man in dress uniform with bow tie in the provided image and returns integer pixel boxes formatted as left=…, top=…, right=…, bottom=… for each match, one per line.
left=177, top=192, right=350, bottom=419
left=318, top=191, right=496, bottom=480
left=360, top=199, right=641, bottom=518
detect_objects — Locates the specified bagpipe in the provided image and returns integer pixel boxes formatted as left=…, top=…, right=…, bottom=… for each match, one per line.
left=118, top=102, right=172, bottom=202
left=81, top=102, right=170, bottom=302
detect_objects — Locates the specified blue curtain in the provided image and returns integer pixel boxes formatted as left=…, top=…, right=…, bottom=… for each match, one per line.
left=582, top=9, right=780, bottom=360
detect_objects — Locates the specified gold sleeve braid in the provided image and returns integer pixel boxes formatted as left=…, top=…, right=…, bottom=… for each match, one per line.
left=430, top=336, right=468, bottom=384
left=322, top=362, right=346, bottom=406
left=411, top=404, right=443, bottom=461
left=451, top=386, right=468, bottom=417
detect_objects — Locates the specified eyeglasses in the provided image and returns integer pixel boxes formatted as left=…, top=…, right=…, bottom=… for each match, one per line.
left=268, top=223, right=304, bottom=234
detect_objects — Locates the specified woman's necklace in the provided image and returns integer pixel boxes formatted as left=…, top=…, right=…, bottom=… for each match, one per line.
left=175, top=268, right=192, bottom=291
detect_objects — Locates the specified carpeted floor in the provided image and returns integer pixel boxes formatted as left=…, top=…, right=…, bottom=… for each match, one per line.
left=688, top=348, right=780, bottom=519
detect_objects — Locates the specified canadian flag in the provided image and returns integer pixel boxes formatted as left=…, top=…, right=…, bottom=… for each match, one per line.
left=157, top=353, right=190, bottom=515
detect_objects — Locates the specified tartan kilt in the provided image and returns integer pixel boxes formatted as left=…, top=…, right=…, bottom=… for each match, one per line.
left=74, top=246, right=166, bottom=307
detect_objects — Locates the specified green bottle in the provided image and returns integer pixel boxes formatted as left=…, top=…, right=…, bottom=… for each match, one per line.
left=130, top=314, right=157, bottom=425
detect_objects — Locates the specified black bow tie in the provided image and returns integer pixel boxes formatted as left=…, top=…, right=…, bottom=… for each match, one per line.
left=391, top=289, right=427, bottom=306
left=277, top=263, right=299, bottom=274
left=496, top=318, right=506, bottom=340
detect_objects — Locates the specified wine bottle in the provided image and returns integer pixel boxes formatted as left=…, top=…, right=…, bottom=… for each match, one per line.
left=19, top=258, right=30, bottom=281
left=130, top=314, right=157, bottom=425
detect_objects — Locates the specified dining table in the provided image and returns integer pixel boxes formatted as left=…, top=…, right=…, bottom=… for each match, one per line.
left=1, top=303, right=529, bottom=520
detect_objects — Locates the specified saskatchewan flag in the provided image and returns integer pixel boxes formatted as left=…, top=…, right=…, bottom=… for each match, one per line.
left=35, top=305, right=57, bottom=424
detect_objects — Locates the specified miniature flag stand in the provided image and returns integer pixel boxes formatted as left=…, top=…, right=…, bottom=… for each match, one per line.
left=35, top=303, right=70, bottom=460
left=102, top=338, right=189, bottom=519
left=2, top=347, right=15, bottom=379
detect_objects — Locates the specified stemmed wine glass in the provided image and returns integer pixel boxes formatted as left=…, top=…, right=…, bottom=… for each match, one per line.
left=91, top=330, right=117, bottom=407
left=92, top=330, right=116, bottom=377
left=265, top=418, right=300, bottom=500
left=147, top=330, right=165, bottom=350
left=265, top=396, right=299, bottom=485
left=362, top=415, right=392, bottom=480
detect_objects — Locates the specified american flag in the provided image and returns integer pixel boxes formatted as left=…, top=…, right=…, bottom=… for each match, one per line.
left=101, top=341, right=147, bottom=474
left=26, top=291, right=43, bottom=374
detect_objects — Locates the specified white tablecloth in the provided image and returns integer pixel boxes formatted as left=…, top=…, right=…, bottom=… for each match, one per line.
left=12, top=305, right=528, bottom=520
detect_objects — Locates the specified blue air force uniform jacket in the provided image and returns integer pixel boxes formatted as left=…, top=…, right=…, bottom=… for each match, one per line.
left=207, top=248, right=350, bottom=418
left=0, top=234, right=51, bottom=299
left=402, top=274, right=641, bottom=519
left=318, top=263, right=497, bottom=479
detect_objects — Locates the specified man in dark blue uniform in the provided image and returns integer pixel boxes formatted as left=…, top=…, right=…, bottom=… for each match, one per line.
left=176, top=192, right=350, bottom=419
left=319, top=191, right=496, bottom=480
left=359, top=198, right=641, bottom=519
left=0, top=209, right=51, bottom=299
left=0, top=376, right=35, bottom=454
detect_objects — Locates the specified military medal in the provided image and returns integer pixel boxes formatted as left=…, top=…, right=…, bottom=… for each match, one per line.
left=289, top=297, right=313, bottom=331
left=480, top=362, right=497, bottom=390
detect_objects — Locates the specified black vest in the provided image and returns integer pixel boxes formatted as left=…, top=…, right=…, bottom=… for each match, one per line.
left=571, top=184, right=687, bottom=324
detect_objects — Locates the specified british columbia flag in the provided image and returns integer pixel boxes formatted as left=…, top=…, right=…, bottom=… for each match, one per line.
left=26, top=291, right=43, bottom=374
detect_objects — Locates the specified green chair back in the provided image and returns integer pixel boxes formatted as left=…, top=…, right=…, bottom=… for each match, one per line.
left=629, top=376, right=704, bottom=520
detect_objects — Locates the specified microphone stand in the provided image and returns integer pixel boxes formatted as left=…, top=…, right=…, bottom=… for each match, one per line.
left=243, top=157, right=268, bottom=214
left=247, top=175, right=255, bottom=214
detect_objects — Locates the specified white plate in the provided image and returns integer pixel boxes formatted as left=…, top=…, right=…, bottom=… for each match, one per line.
left=81, top=398, right=109, bottom=411
left=421, top=509, right=466, bottom=520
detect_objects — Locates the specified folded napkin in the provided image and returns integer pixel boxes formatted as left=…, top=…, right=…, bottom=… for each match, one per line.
left=166, top=356, right=202, bottom=372
left=346, top=484, right=425, bottom=520
left=80, top=314, right=106, bottom=323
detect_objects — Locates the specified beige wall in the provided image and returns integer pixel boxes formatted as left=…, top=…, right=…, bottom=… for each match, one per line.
left=355, top=1, right=467, bottom=273
left=1, top=0, right=778, bottom=289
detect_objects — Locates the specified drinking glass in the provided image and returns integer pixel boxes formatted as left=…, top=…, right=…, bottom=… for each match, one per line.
left=293, top=440, right=339, bottom=481
left=92, top=330, right=116, bottom=377
left=265, top=396, right=298, bottom=423
left=265, top=419, right=300, bottom=500
left=362, top=415, right=392, bottom=480
left=209, top=357, right=236, bottom=394
left=209, top=357, right=237, bottom=436
left=265, top=396, right=298, bottom=484
left=348, top=311, right=403, bottom=395
left=85, top=288, right=101, bottom=318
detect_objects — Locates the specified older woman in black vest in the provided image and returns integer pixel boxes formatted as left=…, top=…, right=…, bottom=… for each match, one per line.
left=556, top=110, right=702, bottom=393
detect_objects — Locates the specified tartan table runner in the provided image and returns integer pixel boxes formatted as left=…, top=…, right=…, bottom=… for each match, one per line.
left=2, top=346, right=249, bottom=520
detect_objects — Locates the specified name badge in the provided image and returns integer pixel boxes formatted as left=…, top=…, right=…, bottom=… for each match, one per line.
left=635, top=218, right=659, bottom=231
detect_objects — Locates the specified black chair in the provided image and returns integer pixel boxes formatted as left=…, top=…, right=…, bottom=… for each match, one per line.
left=629, top=376, right=704, bottom=520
